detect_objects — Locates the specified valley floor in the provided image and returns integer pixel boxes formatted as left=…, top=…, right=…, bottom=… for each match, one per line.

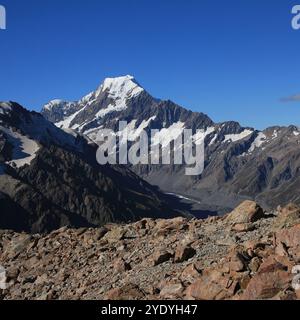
left=0, top=200, right=300, bottom=300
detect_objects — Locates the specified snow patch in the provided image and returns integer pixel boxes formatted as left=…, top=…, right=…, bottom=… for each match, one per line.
left=209, top=134, right=218, bottom=146
left=95, top=103, right=128, bottom=119
left=21, top=113, right=85, bottom=152
left=272, top=130, right=278, bottom=139
left=224, top=129, right=253, bottom=143
left=0, top=126, right=40, bottom=168
left=0, top=102, right=12, bottom=115
left=249, top=132, right=267, bottom=152
left=78, top=92, right=94, bottom=104
left=193, top=127, right=215, bottom=145
left=56, top=108, right=84, bottom=129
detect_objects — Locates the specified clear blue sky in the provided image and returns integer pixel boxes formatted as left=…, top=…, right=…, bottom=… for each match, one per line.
left=1, top=0, right=300, bottom=129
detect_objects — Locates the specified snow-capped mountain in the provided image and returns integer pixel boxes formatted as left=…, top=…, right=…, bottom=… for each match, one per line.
left=0, top=101, right=185, bottom=232
left=42, top=75, right=147, bottom=138
left=42, top=75, right=241, bottom=152
left=42, top=76, right=300, bottom=213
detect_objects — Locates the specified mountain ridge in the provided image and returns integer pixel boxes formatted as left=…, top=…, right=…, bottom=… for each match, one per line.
left=41, top=76, right=300, bottom=213
left=0, top=101, right=188, bottom=233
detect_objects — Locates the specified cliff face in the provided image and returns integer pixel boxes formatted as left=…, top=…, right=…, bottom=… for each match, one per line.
left=1, top=201, right=300, bottom=300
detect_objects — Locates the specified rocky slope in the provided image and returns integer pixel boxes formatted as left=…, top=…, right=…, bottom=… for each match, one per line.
left=42, top=75, right=300, bottom=213
left=1, top=201, right=300, bottom=300
left=0, top=102, right=185, bottom=233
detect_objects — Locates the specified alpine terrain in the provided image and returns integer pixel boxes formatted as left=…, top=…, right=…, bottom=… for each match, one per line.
left=42, top=75, right=300, bottom=214
left=0, top=102, right=185, bottom=233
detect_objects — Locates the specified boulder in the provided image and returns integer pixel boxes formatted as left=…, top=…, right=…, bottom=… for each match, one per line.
left=273, top=203, right=300, bottom=230
left=225, top=201, right=265, bottom=224
left=160, top=282, right=184, bottom=299
left=275, top=224, right=300, bottom=251
left=186, top=270, right=238, bottom=300
left=240, top=256, right=293, bottom=300
left=275, top=224, right=300, bottom=262
left=103, top=227, right=125, bottom=243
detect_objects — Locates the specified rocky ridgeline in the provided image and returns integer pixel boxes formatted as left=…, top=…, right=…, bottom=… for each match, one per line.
left=1, top=200, right=300, bottom=300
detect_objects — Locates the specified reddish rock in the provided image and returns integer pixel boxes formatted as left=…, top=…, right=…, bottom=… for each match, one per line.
left=174, top=245, right=196, bottom=263
left=104, top=284, right=144, bottom=300
left=248, top=257, right=261, bottom=273
left=103, top=227, right=125, bottom=243
left=244, top=240, right=267, bottom=251
left=228, top=247, right=248, bottom=273
left=240, top=256, right=293, bottom=300
left=1, top=202, right=300, bottom=301
left=238, top=273, right=251, bottom=290
left=273, top=204, right=300, bottom=230
left=156, top=217, right=186, bottom=231
left=186, top=270, right=238, bottom=300
left=160, top=282, right=184, bottom=299
left=180, top=263, right=202, bottom=284
left=150, top=249, right=174, bottom=266
left=225, top=201, right=265, bottom=224
left=231, top=223, right=255, bottom=233
left=229, top=253, right=245, bottom=273
left=275, top=224, right=300, bottom=250
left=274, top=241, right=288, bottom=257
left=113, top=258, right=131, bottom=273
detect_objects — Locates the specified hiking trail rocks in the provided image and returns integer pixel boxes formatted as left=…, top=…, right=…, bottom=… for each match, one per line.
left=0, top=201, right=300, bottom=300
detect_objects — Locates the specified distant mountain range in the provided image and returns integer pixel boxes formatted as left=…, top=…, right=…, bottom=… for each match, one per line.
left=41, top=75, right=300, bottom=213
left=1, top=75, right=299, bottom=233
left=0, top=102, right=185, bottom=233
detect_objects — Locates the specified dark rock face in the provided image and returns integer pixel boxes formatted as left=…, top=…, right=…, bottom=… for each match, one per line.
left=42, top=76, right=300, bottom=213
left=0, top=102, right=184, bottom=233
left=42, top=100, right=79, bottom=123
left=0, top=192, right=30, bottom=232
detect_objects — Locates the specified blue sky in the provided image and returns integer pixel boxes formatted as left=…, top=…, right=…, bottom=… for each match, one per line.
left=1, top=0, right=300, bottom=129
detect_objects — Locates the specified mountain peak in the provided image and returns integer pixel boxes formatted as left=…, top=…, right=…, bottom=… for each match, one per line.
left=96, top=75, right=144, bottom=99
left=43, top=99, right=67, bottom=111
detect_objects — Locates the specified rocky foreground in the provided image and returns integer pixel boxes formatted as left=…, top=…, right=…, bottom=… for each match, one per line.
left=1, top=200, right=300, bottom=300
